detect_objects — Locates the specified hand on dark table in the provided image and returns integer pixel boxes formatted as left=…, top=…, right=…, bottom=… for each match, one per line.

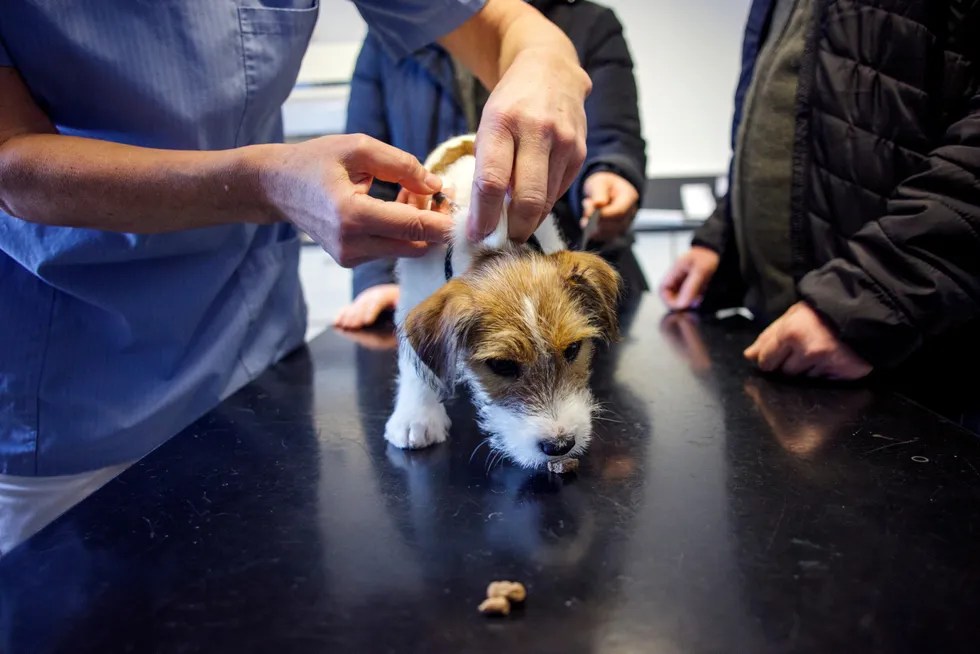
left=744, top=302, right=873, bottom=380
left=659, top=246, right=720, bottom=311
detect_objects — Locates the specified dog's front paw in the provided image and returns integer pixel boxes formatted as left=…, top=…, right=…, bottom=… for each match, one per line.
left=384, top=403, right=451, bottom=449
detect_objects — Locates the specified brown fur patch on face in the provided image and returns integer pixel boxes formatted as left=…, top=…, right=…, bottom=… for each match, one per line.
left=550, top=250, right=623, bottom=343
left=403, top=278, right=478, bottom=387
left=405, top=246, right=621, bottom=405
left=465, top=249, right=606, bottom=362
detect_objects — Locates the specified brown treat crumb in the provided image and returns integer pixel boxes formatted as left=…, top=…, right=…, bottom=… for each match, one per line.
left=487, top=581, right=527, bottom=603
left=478, top=596, right=511, bottom=616
left=547, top=458, right=579, bottom=474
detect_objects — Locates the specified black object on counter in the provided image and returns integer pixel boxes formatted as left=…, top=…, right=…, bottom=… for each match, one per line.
left=3, top=300, right=980, bottom=654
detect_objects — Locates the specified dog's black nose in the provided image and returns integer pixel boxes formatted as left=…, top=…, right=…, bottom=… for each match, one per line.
left=540, top=437, right=575, bottom=457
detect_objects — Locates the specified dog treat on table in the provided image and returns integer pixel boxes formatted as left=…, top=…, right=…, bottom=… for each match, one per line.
left=478, top=596, right=511, bottom=616
left=547, top=458, right=579, bottom=474
left=479, top=580, right=527, bottom=616
left=487, top=581, right=527, bottom=602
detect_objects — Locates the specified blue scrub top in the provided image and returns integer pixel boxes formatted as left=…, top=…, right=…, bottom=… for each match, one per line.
left=0, top=0, right=485, bottom=476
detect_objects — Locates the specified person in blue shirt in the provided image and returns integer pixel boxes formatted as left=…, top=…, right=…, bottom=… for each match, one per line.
left=0, top=0, right=593, bottom=476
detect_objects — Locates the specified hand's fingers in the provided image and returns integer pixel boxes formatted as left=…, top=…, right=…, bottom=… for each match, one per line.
left=745, top=321, right=780, bottom=360
left=333, top=306, right=352, bottom=328
left=354, top=307, right=374, bottom=328
left=659, top=262, right=690, bottom=306
left=745, top=323, right=778, bottom=359
left=543, top=146, right=567, bottom=221
left=378, top=293, right=398, bottom=313
left=469, top=126, right=515, bottom=241
left=823, top=354, right=873, bottom=381
left=780, top=350, right=815, bottom=377
left=364, top=298, right=389, bottom=324
left=333, top=235, right=431, bottom=268
left=508, top=134, right=551, bottom=242
left=601, top=187, right=637, bottom=221
left=674, top=269, right=706, bottom=309
left=348, top=194, right=453, bottom=244
left=557, top=132, right=587, bottom=204
left=756, top=338, right=793, bottom=373
left=396, top=187, right=411, bottom=204
left=588, top=177, right=611, bottom=209
left=345, top=136, right=441, bottom=195
left=404, top=191, right=431, bottom=210
left=581, top=197, right=595, bottom=225
left=432, top=183, right=457, bottom=213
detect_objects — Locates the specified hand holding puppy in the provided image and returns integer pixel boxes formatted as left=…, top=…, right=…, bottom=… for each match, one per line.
left=467, top=48, right=590, bottom=243
left=258, top=134, right=454, bottom=267
left=334, top=186, right=458, bottom=330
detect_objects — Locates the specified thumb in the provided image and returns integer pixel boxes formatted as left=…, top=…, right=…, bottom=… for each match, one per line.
left=674, top=269, right=706, bottom=309
left=581, top=197, right=595, bottom=226
left=345, top=136, right=442, bottom=196
left=658, top=260, right=689, bottom=303
left=587, top=175, right=611, bottom=209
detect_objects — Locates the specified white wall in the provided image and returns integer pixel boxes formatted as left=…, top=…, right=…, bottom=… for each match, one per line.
left=287, top=0, right=752, bottom=178
left=604, top=0, right=751, bottom=177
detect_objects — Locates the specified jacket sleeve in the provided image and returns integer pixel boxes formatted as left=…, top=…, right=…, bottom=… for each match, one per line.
left=346, top=33, right=398, bottom=294
left=692, top=195, right=732, bottom=254
left=568, top=8, right=647, bottom=218
left=798, top=91, right=980, bottom=369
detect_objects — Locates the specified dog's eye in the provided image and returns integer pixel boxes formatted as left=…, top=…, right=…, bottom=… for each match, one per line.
left=485, top=358, right=521, bottom=378
left=563, top=341, right=583, bottom=363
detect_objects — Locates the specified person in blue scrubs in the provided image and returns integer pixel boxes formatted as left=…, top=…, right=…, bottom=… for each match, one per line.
left=0, top=0, right=593, bottom=476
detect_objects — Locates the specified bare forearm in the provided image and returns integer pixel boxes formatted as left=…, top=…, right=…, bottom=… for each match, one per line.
left=0, top=134, right=273, bottom=232
left=439, top=0, right=581, bottom=90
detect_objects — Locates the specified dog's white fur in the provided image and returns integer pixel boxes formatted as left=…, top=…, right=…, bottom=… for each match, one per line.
left=385, top=134, right=592, bottom=466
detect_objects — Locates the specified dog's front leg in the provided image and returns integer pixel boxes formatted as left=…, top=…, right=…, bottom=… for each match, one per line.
left=384, top=339, right=451, bottom=449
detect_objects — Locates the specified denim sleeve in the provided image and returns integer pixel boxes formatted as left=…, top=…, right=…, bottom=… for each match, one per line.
left=0, top=34, right=12, bottom=66
left=351, top=0, right=486, bottom=60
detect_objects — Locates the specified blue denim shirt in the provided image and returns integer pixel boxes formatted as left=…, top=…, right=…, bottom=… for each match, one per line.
left=0, top=0, right=484, bottom=475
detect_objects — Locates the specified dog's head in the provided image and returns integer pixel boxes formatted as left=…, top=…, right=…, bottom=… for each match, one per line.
left=404, top=246, right=621, bottom=468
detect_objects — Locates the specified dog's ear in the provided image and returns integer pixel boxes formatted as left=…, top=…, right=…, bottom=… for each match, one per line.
left=555, top=251, right=622, bottom=342
left=403, top=279, right=478, bottom=387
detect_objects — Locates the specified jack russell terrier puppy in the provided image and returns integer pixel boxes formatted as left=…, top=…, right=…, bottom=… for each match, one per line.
left=386, top=134, right=621, bottom=469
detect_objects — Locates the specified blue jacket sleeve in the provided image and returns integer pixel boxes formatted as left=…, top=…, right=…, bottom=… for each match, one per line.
left=568, top=7, right=647, bottom=219
left=0, top=36, right=11, bottom=67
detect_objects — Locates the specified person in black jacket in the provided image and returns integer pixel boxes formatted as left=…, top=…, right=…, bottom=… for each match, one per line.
left=334, top=0, right=648, bottom=330
left=660, top=0, right=980, bottom=382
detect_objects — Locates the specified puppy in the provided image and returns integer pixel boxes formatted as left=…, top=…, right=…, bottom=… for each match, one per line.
left=386, top=134, right=621, bottom=469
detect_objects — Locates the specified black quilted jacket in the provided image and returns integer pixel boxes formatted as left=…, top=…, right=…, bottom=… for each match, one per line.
left=695, top=0, right=980, bottom=371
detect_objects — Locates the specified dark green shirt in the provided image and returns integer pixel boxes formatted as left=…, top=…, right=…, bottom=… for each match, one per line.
left=731, top=0, right=814, bottom=319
